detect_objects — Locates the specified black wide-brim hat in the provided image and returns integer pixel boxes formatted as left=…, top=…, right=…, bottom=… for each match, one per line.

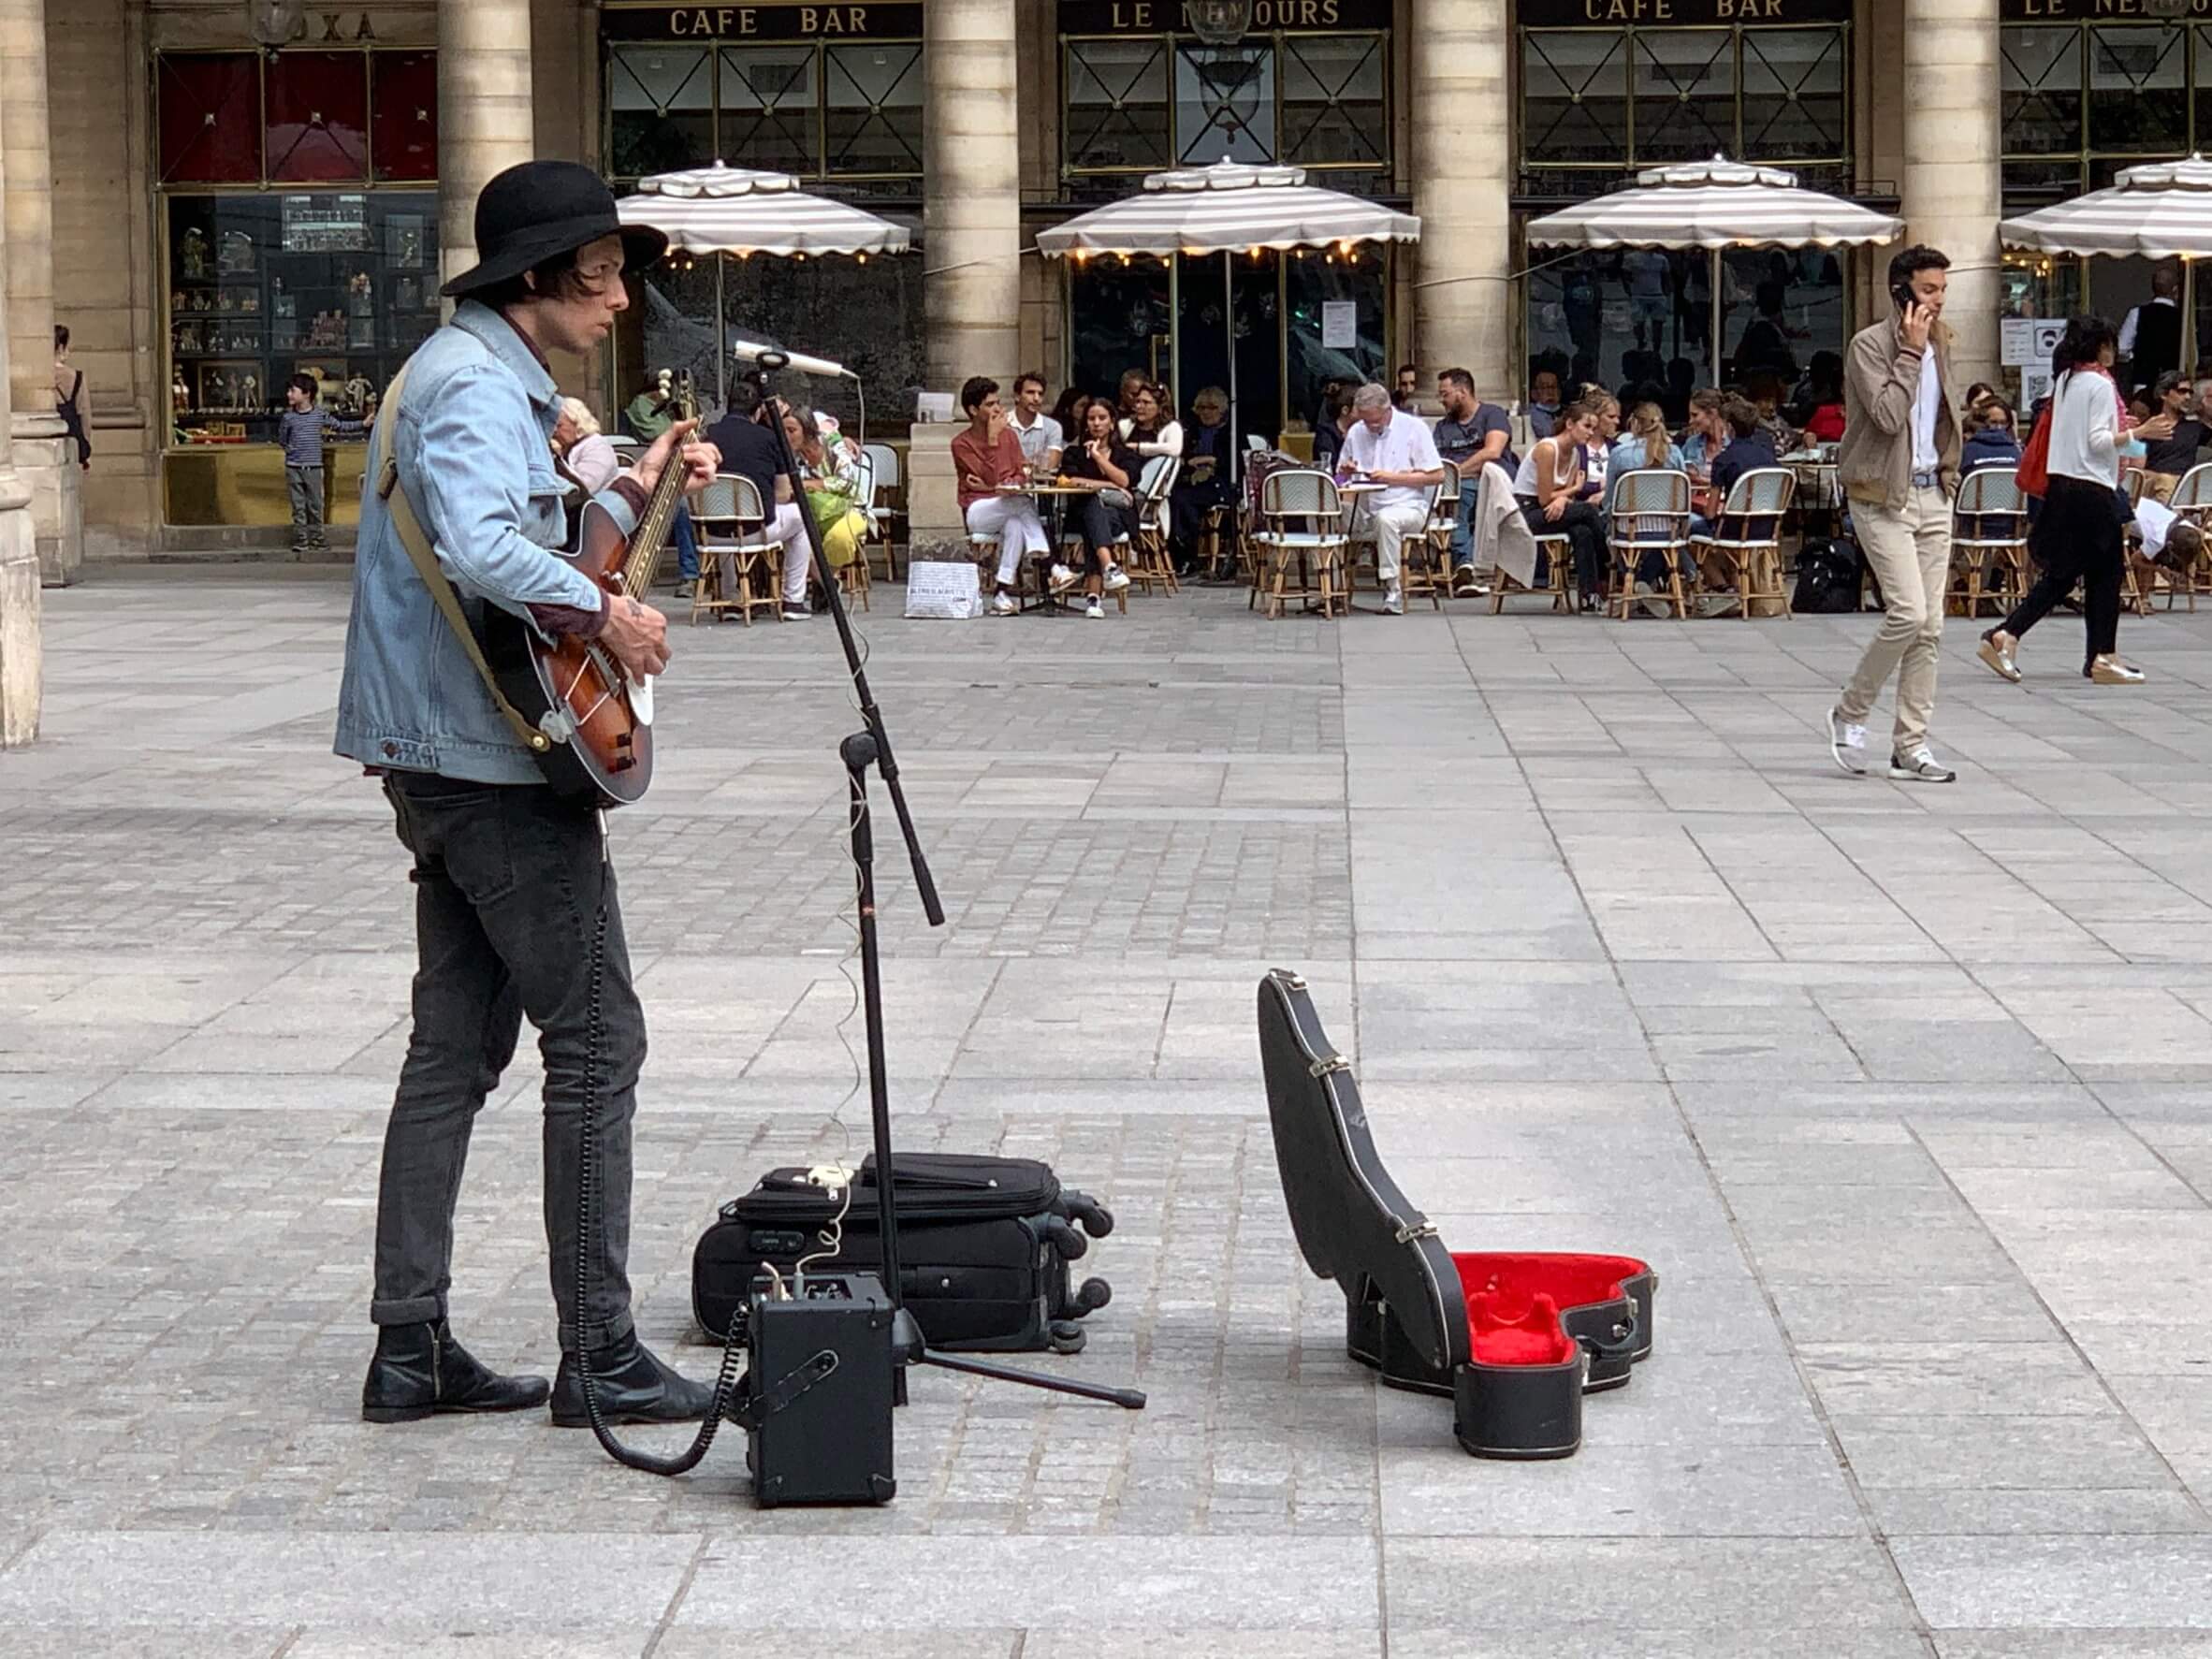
left=441, top=159, right=670, bottom=298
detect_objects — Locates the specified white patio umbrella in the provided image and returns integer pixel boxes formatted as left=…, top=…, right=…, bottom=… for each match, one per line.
left=1035, top=160, right=1421, bottom=454
left=1524, top=156, right=1904, bottom=382
left=616, top=162, right=913, bottom=404
left=2000, top=155, right=2212, bottom=372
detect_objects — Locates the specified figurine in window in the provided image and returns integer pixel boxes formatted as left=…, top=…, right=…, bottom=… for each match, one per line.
left=342, top=373, right=372, bottom=415
left=181, top=226, right=211, bottom=280
left=172, top=371, right=190, bottom=415
left=240, top=373, right=259, bottom=411
left=176, top=322, right=201, bottom=355
left=219, top=228, right=255, bottom=274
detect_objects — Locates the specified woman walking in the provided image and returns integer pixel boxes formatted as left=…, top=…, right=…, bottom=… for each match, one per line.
left=1978, top=316, right=2145, bottom=686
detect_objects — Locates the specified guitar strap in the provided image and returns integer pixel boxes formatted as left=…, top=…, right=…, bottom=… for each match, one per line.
left=371, top=362, right=552, bottom=756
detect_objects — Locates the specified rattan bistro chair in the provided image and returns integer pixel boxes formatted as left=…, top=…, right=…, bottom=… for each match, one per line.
left=1607, top=468, right=1695, bottom=619
left=690, top=473, right=786, bottom=625
left=2163, top=460, right=2212, bottom=611
left=1247, top=468, right=1348, bottom=619
left=1126, top=455, right=1182, bottom=595
left=861, top=441, right=903, bottom=580
left=1947, top=468, right=2029, bottom=618
left=1396, top=477, right=1453, bottom=610
left=1689, top=467, right=1796, bottom=619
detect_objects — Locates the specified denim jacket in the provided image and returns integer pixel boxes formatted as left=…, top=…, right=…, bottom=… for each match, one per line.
left=333, top=301, right=640, bottom=784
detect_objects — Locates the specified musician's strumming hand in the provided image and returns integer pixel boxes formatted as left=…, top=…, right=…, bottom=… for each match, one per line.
left=601, top=591, right=670, bottom=680
left=634, top=419, right=720, bottom=495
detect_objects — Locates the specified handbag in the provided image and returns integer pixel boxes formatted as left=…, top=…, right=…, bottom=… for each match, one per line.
left=2016, top=400, right=2052, bottom=499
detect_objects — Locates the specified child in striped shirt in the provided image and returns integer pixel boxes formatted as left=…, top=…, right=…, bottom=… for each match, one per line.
left=276, top=373, right=364, bottom=552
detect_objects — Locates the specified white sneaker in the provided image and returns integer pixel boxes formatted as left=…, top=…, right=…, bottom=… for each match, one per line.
left=989, top=591, right=1017, bottom=617
left=1102, top=564, right=1131, bottom=592
left=1889, top=748, right=1957, bottom=783
left=1827, top=706, right=1868, bottom=776
left=1048, top=562, right=1079, bottom=594
left=1084, top=598, right=1104, bottom=619
left=1382, top=582, right=1404, bottom=616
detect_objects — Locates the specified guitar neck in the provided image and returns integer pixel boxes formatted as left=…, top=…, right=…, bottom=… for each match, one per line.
left=619, top=386, right=695, bottom=593
left=622, top=455, right=689, bottom=592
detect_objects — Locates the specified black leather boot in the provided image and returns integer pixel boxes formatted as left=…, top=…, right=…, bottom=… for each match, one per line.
left=549, top=1332, right=714, bottom=1428
left=361, top=1319, right=552, bottom=1424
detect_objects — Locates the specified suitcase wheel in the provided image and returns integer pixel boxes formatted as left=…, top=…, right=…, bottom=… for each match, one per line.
left=1074, top=1276, right=1112, bottom=1315
left=1065, top=1194, right=1115, bottom=1238
left=1043, top=1215, right=1088, bottom=1260
left=1048, top=1320, right=1087, bottom=1355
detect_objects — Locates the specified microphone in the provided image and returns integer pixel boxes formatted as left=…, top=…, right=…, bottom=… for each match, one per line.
left=729, top=338, right=853, bottom=379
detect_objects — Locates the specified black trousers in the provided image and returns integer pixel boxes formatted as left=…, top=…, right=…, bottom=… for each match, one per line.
left=371, top=773, right=643, bottom=1354
left=2001, top=473, right=2124, bottom=669
left=1072, top=493, right=1130, bottom=566
left=1521, top=498, right=1607, bottom=595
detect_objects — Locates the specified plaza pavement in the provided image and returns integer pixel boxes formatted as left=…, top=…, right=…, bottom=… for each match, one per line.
left=2, top=565, right=2210, bottom=1657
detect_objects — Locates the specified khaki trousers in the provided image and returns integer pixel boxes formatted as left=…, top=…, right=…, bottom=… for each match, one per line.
left=1838, top=484, right=1951, bottom=753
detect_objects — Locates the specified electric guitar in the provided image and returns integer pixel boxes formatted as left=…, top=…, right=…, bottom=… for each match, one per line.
left=483, top=375, right=693, bottom=808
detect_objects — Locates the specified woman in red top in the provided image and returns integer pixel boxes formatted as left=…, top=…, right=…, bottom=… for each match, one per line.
left=952, top=375, right=1049, bottom=616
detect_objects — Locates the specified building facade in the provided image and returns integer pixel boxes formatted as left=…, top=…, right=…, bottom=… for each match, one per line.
left=15, top=0, right=2189, bottom=555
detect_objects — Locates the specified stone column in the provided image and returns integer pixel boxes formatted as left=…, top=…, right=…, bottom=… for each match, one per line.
left=1901, top=0, right=2001, bottom=390
left=911, top=0, right=1024, bottom=554
left=1, top=0, right=81, bottom=588
left=0, top=51, right=43, bottom=746
left=923, top=0, right=1021, bottom=390
left=1409, top=0, right=1512, bottom=402
left=437, top=0, right=536, bottom=298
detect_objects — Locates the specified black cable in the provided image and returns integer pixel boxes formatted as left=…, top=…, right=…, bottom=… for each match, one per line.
left=573, top=879, right=749, bottom=1476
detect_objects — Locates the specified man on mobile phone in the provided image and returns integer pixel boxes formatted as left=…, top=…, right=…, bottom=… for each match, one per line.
left=1828, top=244, right=1960, bottom=785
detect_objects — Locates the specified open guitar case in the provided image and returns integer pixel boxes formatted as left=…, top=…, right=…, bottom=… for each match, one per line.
left=1258, top=968, right=1659, bottom=1459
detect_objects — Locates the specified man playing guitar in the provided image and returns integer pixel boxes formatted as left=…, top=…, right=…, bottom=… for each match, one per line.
left=334, top=161, right=720, bottom=1427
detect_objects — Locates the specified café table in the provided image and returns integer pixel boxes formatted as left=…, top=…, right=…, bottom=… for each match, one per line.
left=995, top=481, right=1113, bottom=613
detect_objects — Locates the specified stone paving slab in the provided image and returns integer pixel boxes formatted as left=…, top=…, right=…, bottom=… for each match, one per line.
left=2, top=569, right=2209, bottom=1653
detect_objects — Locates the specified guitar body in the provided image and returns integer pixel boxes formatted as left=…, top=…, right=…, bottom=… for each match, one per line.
left=484, top=495, right=657, bottom=808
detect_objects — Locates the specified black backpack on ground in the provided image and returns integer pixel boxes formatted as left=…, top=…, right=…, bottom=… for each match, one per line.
left=692, top=1152, right=1115, bottom=1354
left=1793, top=536, right=1861, bottom=614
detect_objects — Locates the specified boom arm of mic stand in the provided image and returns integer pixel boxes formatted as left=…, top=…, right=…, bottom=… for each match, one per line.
left=754, top=370, right=943, bottom=926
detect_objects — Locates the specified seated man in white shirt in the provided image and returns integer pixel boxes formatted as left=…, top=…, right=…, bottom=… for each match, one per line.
left=1334, top=381, right=1448, bottom=614
left=1007, top=371, right=1064, bottom=476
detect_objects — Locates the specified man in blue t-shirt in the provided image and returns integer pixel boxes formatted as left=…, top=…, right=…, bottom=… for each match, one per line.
left=1433, top=367, right=1517, bottom=592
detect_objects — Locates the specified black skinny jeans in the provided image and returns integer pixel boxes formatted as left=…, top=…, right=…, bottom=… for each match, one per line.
left=371, top=772, right=644, bottom=1355
left=1521, top=497, right=1607, bottom=595
left=1071, top=492, right=1130, bottom=568
left=1999, top=474, right=2124, bottom=670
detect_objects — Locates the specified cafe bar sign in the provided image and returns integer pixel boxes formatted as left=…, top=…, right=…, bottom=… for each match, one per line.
left=1517, top=0, right=1850, bottom=22
left=603, top=1, right=923, bottom=37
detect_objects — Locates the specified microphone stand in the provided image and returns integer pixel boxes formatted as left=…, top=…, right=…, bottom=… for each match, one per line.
left=749, top=357, right=1144, bottom=1415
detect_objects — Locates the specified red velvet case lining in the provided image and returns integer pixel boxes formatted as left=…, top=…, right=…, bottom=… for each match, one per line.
left=1451, top=1252, right=1641, bottom=1368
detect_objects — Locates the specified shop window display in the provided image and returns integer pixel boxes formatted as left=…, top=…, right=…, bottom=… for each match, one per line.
left=167, top=192, right=440, bottom=442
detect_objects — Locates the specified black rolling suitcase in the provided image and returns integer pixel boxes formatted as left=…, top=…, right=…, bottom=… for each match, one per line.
left=693, top=1153, right=1116, bottom=1354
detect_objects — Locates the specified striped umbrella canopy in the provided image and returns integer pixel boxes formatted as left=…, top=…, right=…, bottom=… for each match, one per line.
left=617, top=162, right=912, bottom=258
left=1034, top=160, right=1420, bottom=256
left=1523, top=156, right=1903, bottom=253
left=1036, top=161, right=1419, bottom=462
left=2000, top=155, right=2212, bottom=258
left=1526, top=157, right=1901, bottom=383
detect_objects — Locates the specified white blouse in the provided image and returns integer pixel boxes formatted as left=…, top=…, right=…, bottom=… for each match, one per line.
left=1119, top=416, right=1184, bottom=459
